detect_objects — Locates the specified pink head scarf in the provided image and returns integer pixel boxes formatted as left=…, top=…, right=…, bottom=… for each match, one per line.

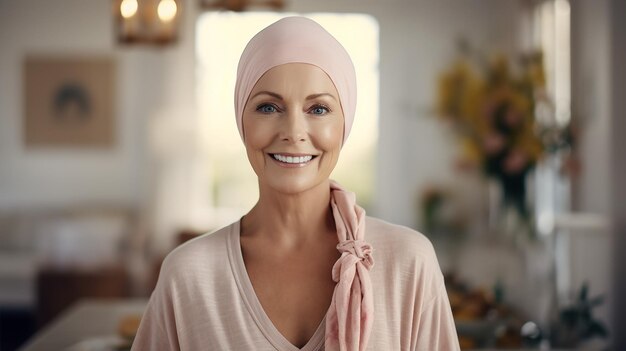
left=234, top=16, right=357, bottom=146
left=234, top=17, right=374, bottom=351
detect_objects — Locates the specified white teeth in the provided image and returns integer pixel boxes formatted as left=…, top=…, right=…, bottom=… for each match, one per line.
left=272, top=154, right=314, bottom=164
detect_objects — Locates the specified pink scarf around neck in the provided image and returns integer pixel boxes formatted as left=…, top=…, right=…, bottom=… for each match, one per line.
left=326, top=179, right=374, bottom=351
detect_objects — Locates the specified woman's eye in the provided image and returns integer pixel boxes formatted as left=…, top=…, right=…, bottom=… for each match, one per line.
left=257, top=104, right=278, bottom=114
left=310, top=105, right=330, bottom=115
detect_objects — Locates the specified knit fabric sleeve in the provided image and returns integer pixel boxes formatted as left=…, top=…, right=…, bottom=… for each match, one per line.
left=413, top=281, right=460, bottom=351
left=131, top=257, right=181, bottom=351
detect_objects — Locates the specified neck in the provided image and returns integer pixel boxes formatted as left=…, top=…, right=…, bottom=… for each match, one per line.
left=242, top=179, right=336, bottom=248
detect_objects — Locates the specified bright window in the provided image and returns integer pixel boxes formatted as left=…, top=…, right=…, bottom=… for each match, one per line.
left=534, top=0, right=571, bottom=127
left=532, top=0, right=572, bottom=236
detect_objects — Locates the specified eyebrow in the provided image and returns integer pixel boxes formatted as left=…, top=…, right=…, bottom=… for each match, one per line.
left=250, top=91, right=337, bottom=101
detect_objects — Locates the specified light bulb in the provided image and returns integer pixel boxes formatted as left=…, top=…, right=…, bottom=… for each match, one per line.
left=158, top=0, right=177, bottom=22
left=120, top=0, right=138, bottom=19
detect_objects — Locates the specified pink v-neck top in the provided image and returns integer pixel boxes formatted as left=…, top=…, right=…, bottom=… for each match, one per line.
left=131, top=216, right=460, bottom=350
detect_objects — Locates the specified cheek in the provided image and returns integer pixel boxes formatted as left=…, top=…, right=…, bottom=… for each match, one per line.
left=316, top=119, right=344, bottom=150
left=243, top=118, right=274, bottom=171
left=244, top=117, right=272, bottom=149
left=314, top=119, right=343, bottom=174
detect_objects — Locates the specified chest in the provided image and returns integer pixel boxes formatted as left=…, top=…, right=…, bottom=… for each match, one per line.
left=241, top=241, right=339, bottom=348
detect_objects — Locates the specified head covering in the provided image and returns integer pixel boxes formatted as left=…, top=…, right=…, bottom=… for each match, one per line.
left=234, top=17, right=374, bottom=351
left=234, top=16, right=357, bottom=146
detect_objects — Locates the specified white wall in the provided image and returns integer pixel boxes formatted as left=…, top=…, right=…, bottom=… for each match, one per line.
left=569, top=0, right=610, bottom=334
left=609, top=0, right=626, bottom=346
left=571, top=0, right=611, bottom=216
left=0, top=0, right=173, bottom=210
left=0, top=0, right=523, bottom=225
left=569, top=0, right=626, bottom=342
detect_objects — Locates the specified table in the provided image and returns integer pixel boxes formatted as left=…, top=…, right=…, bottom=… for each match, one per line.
left=19, top=298, right=147, bottom=351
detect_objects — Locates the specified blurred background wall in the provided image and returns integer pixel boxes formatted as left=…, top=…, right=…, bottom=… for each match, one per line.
left=1, top=0, right=150, bottom=209
left=0, top=0, right=624, bottom=350
left=0, top=0, right=525, bottom=247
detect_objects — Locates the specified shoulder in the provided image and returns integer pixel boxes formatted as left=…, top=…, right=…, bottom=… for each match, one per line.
left=158, top=222, right=234, bottom=282
left=365, top=216, right=445, bottom=298
left=365, top=216, right=438, bottom=267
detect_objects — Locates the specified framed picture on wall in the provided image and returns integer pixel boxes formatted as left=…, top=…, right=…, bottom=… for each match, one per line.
left=23, top=56, right=115, bottom=148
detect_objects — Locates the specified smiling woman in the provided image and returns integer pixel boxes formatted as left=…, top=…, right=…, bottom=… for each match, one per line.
left=132, top=17, right=460, bottom=351
left=243, top=63, right=344, bottom=194
left=195, top=12, right=378, bottom=219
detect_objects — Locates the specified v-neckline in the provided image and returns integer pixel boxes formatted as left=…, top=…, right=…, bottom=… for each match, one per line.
left=227, top=218, right=328, bottom=351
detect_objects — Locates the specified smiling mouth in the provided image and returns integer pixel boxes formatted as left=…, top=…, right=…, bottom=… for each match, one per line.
left=269, top=153, right=319, bottom=164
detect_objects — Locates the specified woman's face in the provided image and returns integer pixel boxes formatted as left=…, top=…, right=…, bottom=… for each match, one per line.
left=242, top=63, right=344, bottom=195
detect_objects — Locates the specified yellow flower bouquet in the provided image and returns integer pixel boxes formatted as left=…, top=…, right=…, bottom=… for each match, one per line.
left=436, top=52, right=547, bottom=220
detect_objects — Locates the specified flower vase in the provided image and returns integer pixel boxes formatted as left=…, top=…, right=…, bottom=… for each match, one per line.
left=485, top=175, right=534, bottom=243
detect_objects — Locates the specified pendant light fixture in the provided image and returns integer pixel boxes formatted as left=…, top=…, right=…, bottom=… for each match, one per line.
left=115, top=0, right=180, bottom=45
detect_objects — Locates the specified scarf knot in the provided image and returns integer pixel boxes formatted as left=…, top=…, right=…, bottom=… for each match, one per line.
left=336, top=239, right=374, bottom=269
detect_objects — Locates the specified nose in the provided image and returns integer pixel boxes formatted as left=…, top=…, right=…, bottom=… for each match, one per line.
left=280, top=109, right=307, bottom=143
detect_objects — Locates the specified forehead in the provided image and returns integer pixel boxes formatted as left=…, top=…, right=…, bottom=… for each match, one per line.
left=249, top=63, right=339, bottom=98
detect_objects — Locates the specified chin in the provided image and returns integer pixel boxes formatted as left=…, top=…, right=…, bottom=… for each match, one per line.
left=263, top=177, right=328, bottom=195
